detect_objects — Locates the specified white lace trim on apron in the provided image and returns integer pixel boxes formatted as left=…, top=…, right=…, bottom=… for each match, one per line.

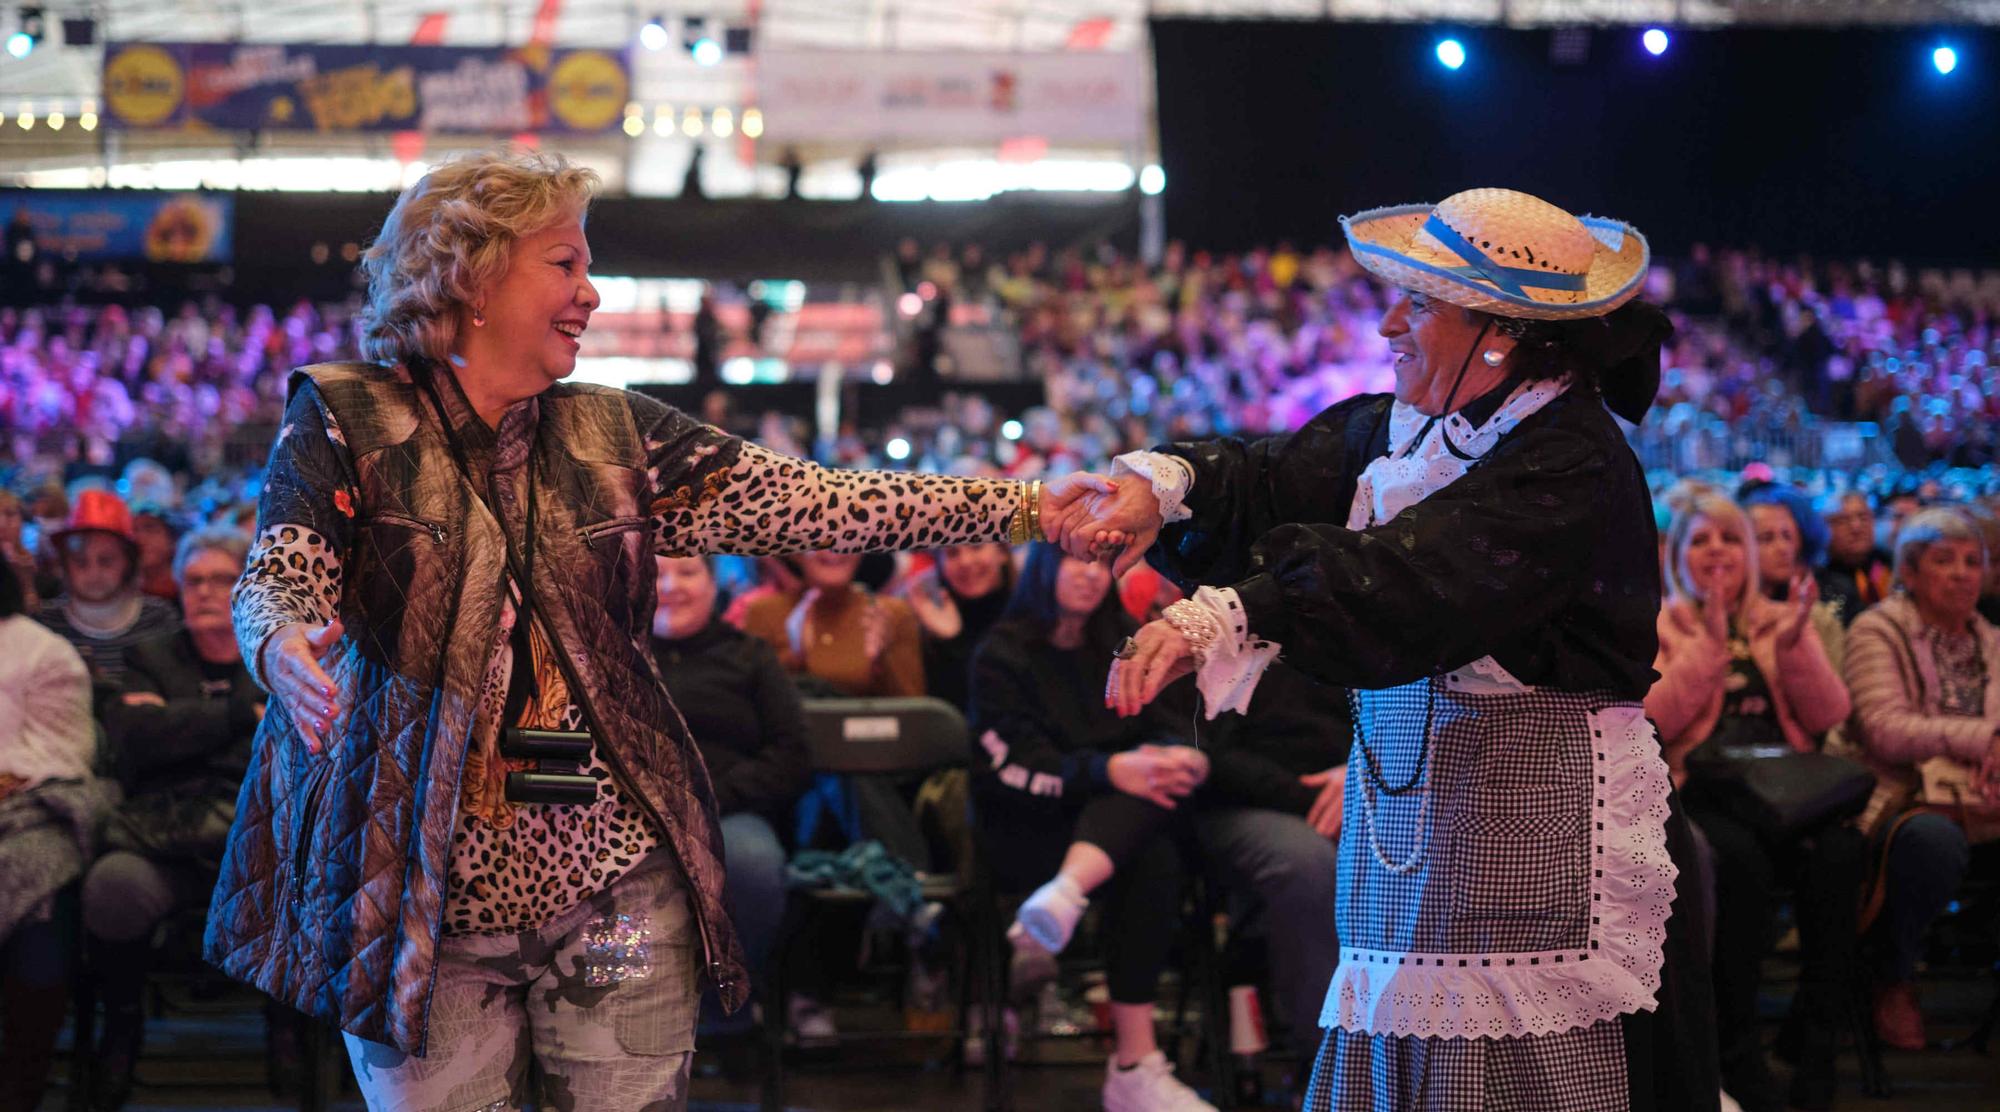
left=1321, top=689, right=1678, bottom=1039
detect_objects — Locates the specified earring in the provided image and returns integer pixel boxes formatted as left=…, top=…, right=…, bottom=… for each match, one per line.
left=472, top=308, right=486, bottom=328
left=1481, top=348, right=1506, bottom=367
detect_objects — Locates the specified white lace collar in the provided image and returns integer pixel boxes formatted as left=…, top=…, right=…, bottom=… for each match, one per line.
left=1347, top=378, right=1570, bottom=530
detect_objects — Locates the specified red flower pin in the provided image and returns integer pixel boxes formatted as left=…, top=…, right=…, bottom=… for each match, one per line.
left=333, top=489, right=355, bottom=518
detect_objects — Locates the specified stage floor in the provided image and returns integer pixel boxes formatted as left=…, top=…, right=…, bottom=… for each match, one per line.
left=38, top=967, right=2000, bottom=1111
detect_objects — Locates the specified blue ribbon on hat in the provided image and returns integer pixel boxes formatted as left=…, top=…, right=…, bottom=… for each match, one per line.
left=1421, top=214, right=1586, bottom=298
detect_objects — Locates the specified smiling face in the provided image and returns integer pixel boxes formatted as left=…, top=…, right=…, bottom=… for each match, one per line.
left=939, top=543, right=1010, bottom=600
left=1679, top=513, right=1751, bottom=607
left=800, top=550, right=864, bottom=592
left=1378, top=289, right=1508, bottom=415
left=1749, top=503, right=1801, bottom=589
left=654, top=555, right=718, bottom=639
left=456, top=215, right=599, bottom=402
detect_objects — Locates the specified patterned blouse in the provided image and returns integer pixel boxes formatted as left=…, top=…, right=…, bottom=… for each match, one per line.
left=236, top=370, right=1029, bottom=934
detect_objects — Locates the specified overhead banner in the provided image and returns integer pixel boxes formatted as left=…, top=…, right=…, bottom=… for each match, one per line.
left=101, top=42, right=629, bottom=133
left=3, top=190, right=234, bottom=263
left=758, top=50, right=1147, bottom=145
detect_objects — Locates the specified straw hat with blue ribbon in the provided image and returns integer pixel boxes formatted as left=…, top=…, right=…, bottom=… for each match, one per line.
left=1341, top=188, right=1649, bottom=321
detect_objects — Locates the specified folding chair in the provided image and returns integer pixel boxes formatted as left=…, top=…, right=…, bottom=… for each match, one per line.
left=760, top=696, right=986, bottom=1112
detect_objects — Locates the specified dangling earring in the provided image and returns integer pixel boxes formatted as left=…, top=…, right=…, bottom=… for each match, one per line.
left=472, top=307, right=486, bottom=328
left=1481, top=348, right=1506, bottom=367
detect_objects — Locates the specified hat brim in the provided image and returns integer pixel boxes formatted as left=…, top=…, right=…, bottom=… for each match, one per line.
left=1341, top=202, right=1650, bottom=321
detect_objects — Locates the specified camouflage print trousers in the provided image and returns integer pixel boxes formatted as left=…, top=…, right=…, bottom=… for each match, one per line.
left=343, top=853, right=700, bottom=1112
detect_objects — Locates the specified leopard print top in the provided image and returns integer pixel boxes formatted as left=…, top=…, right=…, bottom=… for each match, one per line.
left=236, top=414, right=1029, bottom=935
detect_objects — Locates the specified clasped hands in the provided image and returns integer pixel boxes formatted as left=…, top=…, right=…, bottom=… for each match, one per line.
left=1039, top=472, right=1198, bottom=716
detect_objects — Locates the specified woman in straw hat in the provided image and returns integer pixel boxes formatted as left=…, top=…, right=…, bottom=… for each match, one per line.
left=1062, top=188, right=1717, bottom=1109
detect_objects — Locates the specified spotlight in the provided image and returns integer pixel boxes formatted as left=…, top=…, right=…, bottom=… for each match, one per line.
left=1642, top=28, right=1669, bottom=56
left=1138, top=164, right=1165, bottom=196
left=691, top=37, right=722, bottom=66
left=741, top=107, right=764, bottom=139
left=885, top=437, right=911, bottom=461
left=9, top=5, right=41, bottom=58
left=1000, top=420, right=1024, bottom=441
left=1435, top=38, right=1466, bottom=71
left=1933, top=45, right=1958, bottom=75
left=639, top=18, right=669, bottom=52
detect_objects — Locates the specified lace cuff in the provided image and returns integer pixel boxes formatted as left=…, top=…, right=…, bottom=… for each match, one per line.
left=1111, top=451, right=1194, bottom=525
left=1183, top=586, right=1281, bottom=719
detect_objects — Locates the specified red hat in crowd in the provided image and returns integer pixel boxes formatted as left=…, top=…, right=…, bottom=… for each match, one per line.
left=52, top=489, right=139, bottom=547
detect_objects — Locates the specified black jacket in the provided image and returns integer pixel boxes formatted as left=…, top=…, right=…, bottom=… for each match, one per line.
left=968, top=617, right=1193, bottom=804
left=99, top=630, right=260, bottom=867
left=105, top=629, right=260, bottom=799
left=1203, top=659, right=1352, bottom=815
left=1150, top=386, right=1662, bottom=699
left=653, top=617, right=811, bottom=822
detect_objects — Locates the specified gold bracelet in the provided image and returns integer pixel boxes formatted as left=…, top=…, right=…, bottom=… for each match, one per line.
left=1007, top=484, right=1031, bottom=545
left=1025, top=479, right=1045, bottom=543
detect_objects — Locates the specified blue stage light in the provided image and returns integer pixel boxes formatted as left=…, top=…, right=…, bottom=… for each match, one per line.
left=4, top=32, right=31, bottom=59
left=1642, top=29, right=1669, bottom=57
left=1435, top=38, right=1466, bottom=71
left=1933, top=45, right=1958, bottom=75
left=691, top=37, right=723, bottom=66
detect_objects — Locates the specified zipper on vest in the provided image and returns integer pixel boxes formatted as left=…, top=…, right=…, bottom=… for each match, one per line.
left=576, top=516, right=649, bottom=547
left=363, top=512, right=448, bottom=545
left=292, top=759, right=333, bottom=908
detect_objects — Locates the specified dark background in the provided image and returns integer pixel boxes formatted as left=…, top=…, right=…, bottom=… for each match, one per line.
left=1152, top=20, right=1999, bottom=262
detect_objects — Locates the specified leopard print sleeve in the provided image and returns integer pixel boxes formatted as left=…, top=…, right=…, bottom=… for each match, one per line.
left=641, top=402, right=1022, bottom=557
left=234, top=383, right=356, bottom=692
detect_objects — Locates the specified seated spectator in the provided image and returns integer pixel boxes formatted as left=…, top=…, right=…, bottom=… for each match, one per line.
left=1195, top=658, right=1350, bottom=1091
left=652, top=555, right=811, bottom=1036
left=0, top=559, right=107, bottom=1112
left=84, top=527, right=266, bottom=1110
left=744, top=550, right=924, bottom=698
left=1843, top=507, right=2000, bottom=1051
left=902, top=542, right=1015, bottom=713
left=1745, top=484, right=1845, bottom=667
left=1646, top=492, right=1857, bottom=1112
left=130, top=505, right=180, bottom=604
left=968, top=543, right=1215, bottom=1112
left=743, top=546, right=932, bottom=854
left=35, top=490, right=180, bottom=691
left=1972, top=505, right=2000, bottom=628
left=0, top=491, right=35, bottom=613
left=1819, top=491, right=1893, bottom=626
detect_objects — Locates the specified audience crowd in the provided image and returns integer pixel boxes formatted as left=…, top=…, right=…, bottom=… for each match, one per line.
left=2, top=237, right=1999, bottom=1111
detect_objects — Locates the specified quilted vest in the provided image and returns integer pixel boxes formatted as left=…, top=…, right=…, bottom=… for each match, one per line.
left=203, top=361, right=746, bottom=1055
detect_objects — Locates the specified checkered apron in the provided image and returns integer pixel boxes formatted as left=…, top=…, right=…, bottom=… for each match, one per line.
left=1303, top=666, right=1674, bottom=1112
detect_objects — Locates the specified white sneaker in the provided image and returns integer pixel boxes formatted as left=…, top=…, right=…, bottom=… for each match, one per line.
left=1102, top=1050, right=1217, bottom=1112
left=1015, top=874, right=1088, bottom=953
left=787, top=993, right=839, bottom=1049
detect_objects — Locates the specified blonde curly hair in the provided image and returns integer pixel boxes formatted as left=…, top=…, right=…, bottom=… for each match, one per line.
left=358, top=147, right=600, bottom=366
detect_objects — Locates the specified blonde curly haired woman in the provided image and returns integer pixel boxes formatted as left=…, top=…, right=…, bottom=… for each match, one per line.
left=203, top=147, right=1102, bottom=1111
